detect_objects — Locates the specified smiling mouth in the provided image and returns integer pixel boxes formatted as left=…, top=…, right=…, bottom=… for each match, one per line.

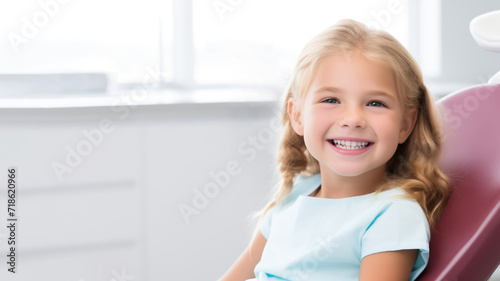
left=329, top=139, right=373, bottom=150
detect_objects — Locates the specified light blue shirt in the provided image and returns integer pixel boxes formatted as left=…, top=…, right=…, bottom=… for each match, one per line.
left=249, top=173, right=430, bottom=281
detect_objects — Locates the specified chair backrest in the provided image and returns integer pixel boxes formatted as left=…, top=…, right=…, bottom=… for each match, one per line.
left=417, top=84, right=500, bottom=280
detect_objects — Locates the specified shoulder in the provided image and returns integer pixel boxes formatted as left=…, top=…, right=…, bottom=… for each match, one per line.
left=264, top=173, right=321, bottom=214
left=259, top=173, right=320, bottom=239
left=362, top=188, right=430, bottom=255
left=367, top=188, right=429, bottom=232
left=287, top=173, right=321, bottom=199
left=372, top=188, right=427, bottom=218
left=362, top=188, right=431, bottom=280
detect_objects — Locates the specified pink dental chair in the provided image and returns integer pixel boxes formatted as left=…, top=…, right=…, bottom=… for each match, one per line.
left=415, top=83, right=500, bottom=281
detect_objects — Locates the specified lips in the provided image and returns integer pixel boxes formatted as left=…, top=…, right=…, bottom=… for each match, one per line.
left=328, top=139, right=373, bottom=150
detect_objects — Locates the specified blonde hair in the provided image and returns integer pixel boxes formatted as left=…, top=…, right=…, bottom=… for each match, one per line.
left=259, top=19, right=450, bottom=229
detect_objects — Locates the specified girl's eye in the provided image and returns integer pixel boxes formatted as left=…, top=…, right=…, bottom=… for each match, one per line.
left=322, top=98, right=339, bottom=104
left=367, top=101, right=387, bottom=107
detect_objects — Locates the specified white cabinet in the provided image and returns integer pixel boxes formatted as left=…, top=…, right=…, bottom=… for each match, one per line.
left=0, top=101, right=278, bottom=280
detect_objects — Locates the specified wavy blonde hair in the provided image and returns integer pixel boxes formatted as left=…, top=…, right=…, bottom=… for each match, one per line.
left=259, top=19, right=450, bottom=229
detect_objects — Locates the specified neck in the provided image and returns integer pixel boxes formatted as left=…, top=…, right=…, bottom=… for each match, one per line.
left=315, top=164, right=386, bottom=199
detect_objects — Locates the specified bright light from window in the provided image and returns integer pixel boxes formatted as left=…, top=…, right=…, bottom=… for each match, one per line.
left=0, top=0, right=173, bottom=84
left=193, top=0, right=409, bottom=87
left=0, top=0, right=410, bottom=95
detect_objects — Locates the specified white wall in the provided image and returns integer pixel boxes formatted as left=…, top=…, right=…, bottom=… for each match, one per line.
left=440, top=0, right=500, bottom=83
left=409, top=0, right=500, bottom=97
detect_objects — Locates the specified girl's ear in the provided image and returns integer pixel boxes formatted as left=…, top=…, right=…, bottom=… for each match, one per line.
left=288, top=98, right=304, bottom=136
left=399, top=107, right=418, bottom=144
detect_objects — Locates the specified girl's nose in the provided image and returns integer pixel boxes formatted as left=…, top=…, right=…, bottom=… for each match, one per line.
left=338, top=107, right=366, bottom=129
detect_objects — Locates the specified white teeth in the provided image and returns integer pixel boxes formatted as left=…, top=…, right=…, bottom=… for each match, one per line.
left=332, top=139, right=369, bottom=150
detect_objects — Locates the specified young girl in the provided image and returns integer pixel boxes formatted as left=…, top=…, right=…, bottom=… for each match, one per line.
left=219, top=19, right=450, bottom=281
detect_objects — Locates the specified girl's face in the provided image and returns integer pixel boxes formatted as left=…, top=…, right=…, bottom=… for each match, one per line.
left=289, top=52, right=416, bottom=178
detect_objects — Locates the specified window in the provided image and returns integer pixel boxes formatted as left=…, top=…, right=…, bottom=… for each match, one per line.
left=0, top=0, right=173, bottom=94
left=193, top=0, right=409, bottom=89
left=0, top=0, right=410, bottom=96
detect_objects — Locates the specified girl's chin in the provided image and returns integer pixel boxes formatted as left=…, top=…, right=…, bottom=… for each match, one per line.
left=324, top=166, right=368, bottom=177
left=321, top=163, right=384, bottom=178
left=331, top=170, right=366, bottom=177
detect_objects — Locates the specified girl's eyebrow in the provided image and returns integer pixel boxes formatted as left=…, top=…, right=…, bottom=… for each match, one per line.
left=314, top=87, right=395, bottom=100
left=314, top=87, right=343, bottom=94
left=367, top=91, right=396, bottom=100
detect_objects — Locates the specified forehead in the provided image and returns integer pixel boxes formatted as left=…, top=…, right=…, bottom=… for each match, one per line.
left=307, top=53, right=397, bottom=98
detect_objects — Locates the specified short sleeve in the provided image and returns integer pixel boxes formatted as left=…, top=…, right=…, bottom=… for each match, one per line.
left=361, top=198, right=430, bottom=280
left=259, top=207, right=276, bottom=239
left=258, top=174, right=321, bottom=240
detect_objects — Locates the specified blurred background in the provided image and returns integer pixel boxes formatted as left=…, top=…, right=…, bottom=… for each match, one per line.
left=0, top=0, right=498, bottom=280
